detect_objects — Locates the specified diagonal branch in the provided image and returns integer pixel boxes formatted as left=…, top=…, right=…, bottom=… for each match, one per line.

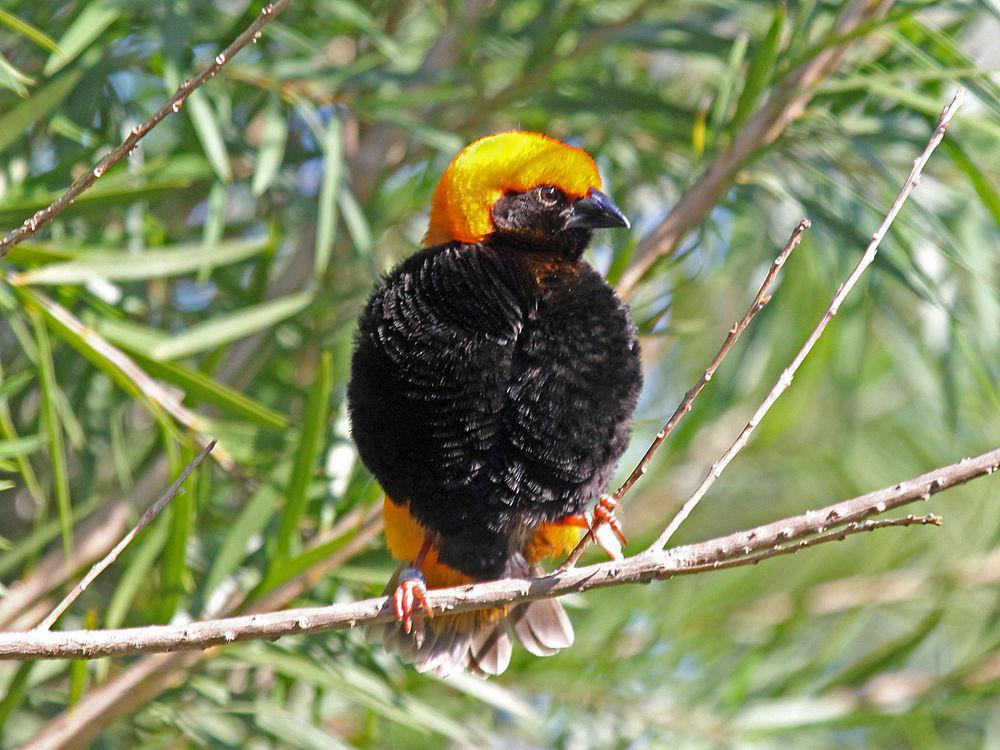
left=561, top=218, right=811, bottom=569
left=35, top=441, right=216, bottom=632
left=1, top=445, right=996, bottom=661
left=649, top=86, right=966, bottom=552
left=0, top=0, right=292, bottom=260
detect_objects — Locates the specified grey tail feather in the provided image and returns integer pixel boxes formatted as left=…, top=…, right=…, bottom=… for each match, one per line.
left=368, top=559, right=574, bottom=678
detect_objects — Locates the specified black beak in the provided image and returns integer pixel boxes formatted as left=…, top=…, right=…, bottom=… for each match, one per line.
left=566, top=188, right=630, bottom=230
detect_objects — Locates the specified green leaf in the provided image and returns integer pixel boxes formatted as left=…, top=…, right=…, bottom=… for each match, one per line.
left=43, top=0, right=119, bottom=76
left=709, top=31, right=748, bottom=142
left=253, top=700, right=354, bottom=750
left=0, top=70, right=81, bottom=154
left=201, top=484, right=278, bottom=603
left=30, top=311, right=72, bottom=560
left=148, top=291, right=313, bottom=361
left=103, top=508, right=168, bottom=626
left=338, top=186, right=372, bottom=258
left=0, top=434, right=45, bottom=460
left=0, top=9, right=61, bottom=53
left=0, top=53, right=33, bottom=97
left=0, top=370, right=34, bottom=401
left=942, top=138, right=1000, bottom=226
left=0, top=154, right=212, bottom=224
left=274, top=351, right=333, bottom=559
left=158, top=440, right=194, bottom=622
left=126, top=351, right=288, bottom=430
left=315, top=114, right=343, bottom=280
left=731, top=3, right=786, bottom=129
left=252, top=95, right=288, bottom=197
left=186, top=89, right=233, bottom=183
left=11, top=239, right=271, bottom=285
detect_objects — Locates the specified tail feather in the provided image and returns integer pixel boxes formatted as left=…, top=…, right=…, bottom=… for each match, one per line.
left=469, top=624, right=513, bottom=676
left=519, top=596, right=574, bottom=651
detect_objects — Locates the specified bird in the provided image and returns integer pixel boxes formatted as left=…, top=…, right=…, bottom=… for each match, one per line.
left=348, top=131, right=643, bottom=676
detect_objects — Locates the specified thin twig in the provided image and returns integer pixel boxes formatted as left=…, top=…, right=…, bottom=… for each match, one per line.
left=0, top=0, right=292, bottom=260
left=648, top=87, right=966, bottom=552
left=36, top=441, right=216, bottom=632
left=2, top=445, right=995, bottom=661
left=561, top=219, right=810, bottom=570
left=21, top=512, right=385, bottom=750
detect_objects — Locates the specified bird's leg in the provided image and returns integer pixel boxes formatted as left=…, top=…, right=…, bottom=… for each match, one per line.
left=392, top=533, right=435, bottom=636
left=559, top=494, right=627, bottom=560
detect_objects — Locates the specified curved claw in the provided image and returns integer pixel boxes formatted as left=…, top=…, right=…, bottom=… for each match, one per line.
left=588, top=495, right=626, bottom=560
left=593, top=495, right=627, bottom=547
left=393, top=567, right=432, bottom=636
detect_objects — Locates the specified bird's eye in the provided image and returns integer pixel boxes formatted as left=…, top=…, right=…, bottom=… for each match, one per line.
left=538, top=185, right=560, bottom=206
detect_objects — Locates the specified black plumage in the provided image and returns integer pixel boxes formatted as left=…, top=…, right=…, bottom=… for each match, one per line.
left=348, top=185, right=643, bottom=580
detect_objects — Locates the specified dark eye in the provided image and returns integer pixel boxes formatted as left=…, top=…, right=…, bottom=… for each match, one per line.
left=538, top=185, right=560, bottom=206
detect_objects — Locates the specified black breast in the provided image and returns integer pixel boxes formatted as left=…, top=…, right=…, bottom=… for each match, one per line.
left=348, top=242, right=642, bottom=578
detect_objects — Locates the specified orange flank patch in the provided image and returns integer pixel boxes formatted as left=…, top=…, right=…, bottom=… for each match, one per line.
left=524, top=520, right=587, bottom=565
left=424, top=131, right=602, bottom=246
left=382, top=497, right=504, bottom=632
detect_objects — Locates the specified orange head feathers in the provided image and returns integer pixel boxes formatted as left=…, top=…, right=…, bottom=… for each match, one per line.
left=424, top=131, right=604, bottom=246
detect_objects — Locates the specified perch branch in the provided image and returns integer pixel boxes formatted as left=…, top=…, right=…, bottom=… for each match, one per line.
left=2, top=445, right=995, bottom=660
left=0, top=0, right=292, bottom=260
left=35, top=442, right=215, bottom=631
left=561, top=218, right=810, bottom=569
left=649, top=86, right=966, bottom=552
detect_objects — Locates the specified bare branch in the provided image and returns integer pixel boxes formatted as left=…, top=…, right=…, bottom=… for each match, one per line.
left=616, top=0, right=893, bottom=297
left=0, top=0, right=292, bottom=260
left=2, top=445, right=995, bottom=661
left=561, top=218, right=810, bottom=569
left=649, top=87, right=966, bottom=552
left=35, top=441, right=216, bottom=632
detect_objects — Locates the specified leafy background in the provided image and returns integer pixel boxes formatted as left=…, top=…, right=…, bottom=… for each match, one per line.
left=1, top=0, right=998, bottom=747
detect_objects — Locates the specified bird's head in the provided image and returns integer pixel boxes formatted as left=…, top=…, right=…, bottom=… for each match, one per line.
left=424, top=131, right=629, bottom=258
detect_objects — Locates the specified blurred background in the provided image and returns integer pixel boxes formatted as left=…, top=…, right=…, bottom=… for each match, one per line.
left=0, top=1, right=998, bottom=747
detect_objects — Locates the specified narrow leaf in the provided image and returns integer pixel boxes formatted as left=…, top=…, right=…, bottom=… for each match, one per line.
left=252, top=95, right=288, bottom=197
left=13, top=239, right=271, bottom=285
left=274, top=352, right=333, bottom=559
left=31, top=311, right=72, bottom=559
left=0, top=70, right=81, bottom=154
left=731, top=4, right=786, bottom=129
left=315, top=115, right=343, bottom=279
left=148, top=291, right=313, bottom=361
left=43, top=0, right=119, bottom=76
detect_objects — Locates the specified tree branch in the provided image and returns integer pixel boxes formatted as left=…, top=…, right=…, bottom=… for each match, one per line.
left=561, top=218, right=811, bottom=569
left=35, top=442, right=215, bottom=631
left=649, top=86, right=966, bottom=551
left=0, top=0, right=292, bottom=260
left=2, top=446, right=995, bottom=661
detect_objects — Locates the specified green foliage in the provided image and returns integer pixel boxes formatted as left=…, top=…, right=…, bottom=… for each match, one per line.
left=0, top=1, right=998, bottom=747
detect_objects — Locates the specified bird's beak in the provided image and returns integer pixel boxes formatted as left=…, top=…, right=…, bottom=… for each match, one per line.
left=566, top=188, right=630, bottom=230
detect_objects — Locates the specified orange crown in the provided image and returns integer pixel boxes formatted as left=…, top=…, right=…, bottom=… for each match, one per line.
left=424, top=131, right=603, bottom=246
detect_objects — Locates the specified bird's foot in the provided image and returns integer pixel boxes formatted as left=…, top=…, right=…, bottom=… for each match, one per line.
left=561, top=495, right=626, bottom=560
left=393, top=567, right=432, bottom=636
left=592, top=494, right=627, bottom=549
